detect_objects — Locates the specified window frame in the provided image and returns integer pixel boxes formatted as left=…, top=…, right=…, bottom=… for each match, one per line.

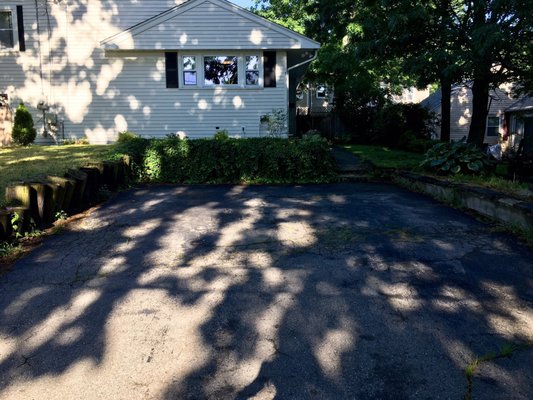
left=486, top=115, right=500, bottom=137
left=0, top=7, right=18, bottom=52
left=182, top=55, right=198, bottom=86
left=177, top=52, right=263, bottom=89
left=316, top=85, right=327, bottom=99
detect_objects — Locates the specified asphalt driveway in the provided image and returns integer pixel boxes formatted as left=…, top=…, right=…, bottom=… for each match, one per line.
left=0, top=183, right=532, bottom=399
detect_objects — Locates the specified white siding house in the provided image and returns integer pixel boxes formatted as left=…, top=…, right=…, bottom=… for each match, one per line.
left=0, top=0, right=319, bottom=144
left=421, top=84, right=517, bottom=145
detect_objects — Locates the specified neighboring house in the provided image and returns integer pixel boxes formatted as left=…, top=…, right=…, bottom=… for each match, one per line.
left=421, top=84, right=517, bottom=145
left=0, top=0, right=319, bottom=144
left=505, top=96, right=533, bottom=150
left=296, top=83, right=334, bottom=116
left=392, top=87, right=430, bottom=104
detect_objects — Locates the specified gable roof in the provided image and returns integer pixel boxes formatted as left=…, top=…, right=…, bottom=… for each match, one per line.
left=101, top=0, right=320, bottom=50
left=506, top=96, right=533, bottom=113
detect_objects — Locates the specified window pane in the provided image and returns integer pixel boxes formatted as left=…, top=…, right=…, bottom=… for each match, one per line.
left=0, top=30, right=13, bottom=48
left=184, top=71, right=197, bottom=85
left=0, top=12, right=13, bottom=29
left=488, top=117, right=499, bottom=127
left=204, top=56, right=238, bottom=85
left=246, top=71, right=259, bottom=85
left=246, top=56, right=259, bottom=71
left=183, top=56, right=196, bottom=70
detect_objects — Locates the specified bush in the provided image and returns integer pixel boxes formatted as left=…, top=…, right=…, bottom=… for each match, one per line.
left=117, top=131, right=139, bottom=143
left=213, top=130, right=229, bottom=141
left=112, top=136, right=337, bottom=184
left=11, top=103, right=37, bottom=146
left=420, top=139, right=494, bottom=175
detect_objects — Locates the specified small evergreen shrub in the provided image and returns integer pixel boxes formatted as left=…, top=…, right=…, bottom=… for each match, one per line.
left=112, top=136, right=337, bottom=184
left=213, top=130, right=230, bottom=141
left=420, top=139, right=494, bottom=175
left=11, top=103, right=37, bottom=146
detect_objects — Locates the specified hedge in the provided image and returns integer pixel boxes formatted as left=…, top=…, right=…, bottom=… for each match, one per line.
left=111, top=136, right=337, bottom=184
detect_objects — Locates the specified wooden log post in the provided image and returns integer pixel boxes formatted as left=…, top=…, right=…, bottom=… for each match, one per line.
left=26, top=181, right=55, bottom=227
left=5, top=182, right=31, bottom=208
left=79, top=167, right=101, bottom=206
left=65, top=169, right=88, bottom=212
left=46, top=176, right=76, bottom=213
left=0, top=209, right=12, bottom=240
left=5, top=206, right=30, bottom=236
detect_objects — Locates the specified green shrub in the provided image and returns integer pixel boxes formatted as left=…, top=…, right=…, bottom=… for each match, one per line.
left=112, top=136, right=337, bottom=184
left=117, top=131, right=139, bottom=143
left=420, top=139, right=494, bottom=175
left=11, top=103, right=37, bottom=146
left=213, top=130, right=230, bottom=141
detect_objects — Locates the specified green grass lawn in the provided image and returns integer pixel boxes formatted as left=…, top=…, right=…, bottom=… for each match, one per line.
left=343, top=144, right=425, bottom=169
left=0, top=145, right=114, bottom=206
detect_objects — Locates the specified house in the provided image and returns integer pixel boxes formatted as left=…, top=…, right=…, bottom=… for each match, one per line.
left=421, top=84, right=517, bottom=144
left=392, top=87, right=430, bottom=104
left=296, top=83, right=334, bottom=116
left=0, top=0, right=320, bottom=144
left=505, top=97, right=533, bottom=150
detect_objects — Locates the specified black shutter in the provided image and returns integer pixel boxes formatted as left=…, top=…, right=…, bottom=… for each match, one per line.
left=263, top=51, right=276, bottom=88
left=16, top=6, right=25, bottom=52
left=165, top=52, right=178, bottom=88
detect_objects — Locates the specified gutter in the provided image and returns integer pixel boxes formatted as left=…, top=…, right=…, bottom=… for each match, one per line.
left=287, top=50, right=318, bottom=72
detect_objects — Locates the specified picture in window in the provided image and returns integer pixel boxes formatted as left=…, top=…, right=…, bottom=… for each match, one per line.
left=486, top=116, right=500, bottom=137
left=204, top=56, right=238, bottom=85
left=183, top=56, right=197, bottom=85
left=0, top=11, right=14, bottom=48
left=246, top=56, right=259, bottom=85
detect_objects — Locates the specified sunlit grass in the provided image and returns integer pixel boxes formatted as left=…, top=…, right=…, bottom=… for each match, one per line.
left=0, top=145, right=114, bottom=207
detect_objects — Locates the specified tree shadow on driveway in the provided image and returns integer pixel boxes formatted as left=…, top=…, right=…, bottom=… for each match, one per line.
left=0, top=183, right=531, bottom=399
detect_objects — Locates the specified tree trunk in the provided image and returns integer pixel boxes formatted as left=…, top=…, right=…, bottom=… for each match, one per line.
left=467, top=77, right=490, bottom=147
left=440, top=77, right=451, bottom=142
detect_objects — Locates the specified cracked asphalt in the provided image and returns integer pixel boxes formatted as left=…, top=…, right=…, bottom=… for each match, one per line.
left=0, top=183, right=532, bottom=399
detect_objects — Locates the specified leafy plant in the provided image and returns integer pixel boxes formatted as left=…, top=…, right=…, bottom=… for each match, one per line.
left=55, top=210, right=68, bottom=221
left=420, top=139, right=494, bottom=175
left=11, top=102, right=37, bottom=146
left=117, top=131, right=139, bottom=144
left=260, top=109, right=287, bottom=137
left=213, top=130, right=230, bottom=141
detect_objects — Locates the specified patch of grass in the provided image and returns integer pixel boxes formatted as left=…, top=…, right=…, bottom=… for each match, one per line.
left=447, top=174, right=532, bottom=200
left=464, top=343, right=532, bottom=400
left=0, top=145, right=114, bottom=207
left=343, top=144, right=425, bottom=169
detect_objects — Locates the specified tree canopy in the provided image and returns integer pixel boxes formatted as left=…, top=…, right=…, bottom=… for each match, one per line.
left=254, top=0, right=533, bottom=146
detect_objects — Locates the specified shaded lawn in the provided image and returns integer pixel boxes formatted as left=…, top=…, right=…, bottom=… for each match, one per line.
left=0, top=145, right=114, bottom=206
left=343, top=144, right=425, bottom=169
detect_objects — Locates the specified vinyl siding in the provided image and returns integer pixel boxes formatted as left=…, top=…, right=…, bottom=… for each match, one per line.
left=423, top=85, right=517, bottom=144
left=0, top=0, right=294, bottom=144
left=114, top=0, right=302, bottom=50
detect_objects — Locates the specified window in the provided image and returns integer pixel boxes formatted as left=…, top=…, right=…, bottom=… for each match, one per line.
left=183, top=56, right=197, bottom=85
left=245, top=56, right=259, bottom=85
left=204, top=56, right=238, bottom=86
left=0, top=10, right=14, bottom=49
left=316, top=86, right=327, bottom=99
left=486, top=116, right=500, bottom=137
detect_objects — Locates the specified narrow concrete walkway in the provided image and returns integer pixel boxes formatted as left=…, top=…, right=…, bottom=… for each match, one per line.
left=331, top=146, right=372, bottom=177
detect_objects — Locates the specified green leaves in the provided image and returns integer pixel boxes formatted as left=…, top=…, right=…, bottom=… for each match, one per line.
left=420, top=138, right=493, bottom=175
left=112, top=136, right=337, bottom=184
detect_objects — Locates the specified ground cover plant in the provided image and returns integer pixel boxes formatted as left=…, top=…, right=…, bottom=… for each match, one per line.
left=343, top=144, right=425, bottom=170
left=112, top=135, right=337, bottom=184
left=0, top=145, right=113, bottom=207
